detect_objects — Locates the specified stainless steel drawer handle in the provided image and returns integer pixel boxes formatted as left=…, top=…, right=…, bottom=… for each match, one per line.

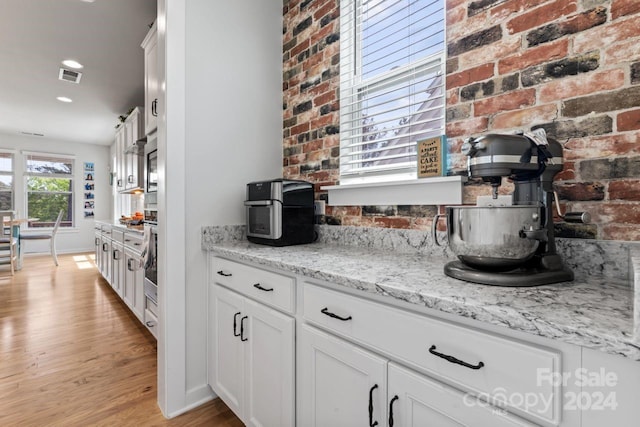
left=428, top=345, right=485, bottom=370
left=253, top=283, right=274, bottom=292
left=321, top=307, right=352, bottom=321
left=217, top=270, right=232, bottom=277
left=145, top=321, right=156, bottom=327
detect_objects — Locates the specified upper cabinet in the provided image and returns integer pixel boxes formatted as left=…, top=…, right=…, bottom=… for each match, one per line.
left=141, top=22, right=158, bottom=136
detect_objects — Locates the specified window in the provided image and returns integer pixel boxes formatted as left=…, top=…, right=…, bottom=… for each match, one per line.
left=24, top=153, right=74, bottom=228
left=339, top=0, right=446, bottom=184
left=0, top=152, right=14, bottom=210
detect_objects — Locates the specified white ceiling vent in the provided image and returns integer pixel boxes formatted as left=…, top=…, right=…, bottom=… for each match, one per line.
left=58, top=68, right=82, bottom=84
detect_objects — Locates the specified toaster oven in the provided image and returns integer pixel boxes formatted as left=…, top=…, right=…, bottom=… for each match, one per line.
left=245, top=179, right=314, bottom=246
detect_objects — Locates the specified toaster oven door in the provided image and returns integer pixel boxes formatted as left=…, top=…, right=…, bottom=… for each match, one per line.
left=245, top=200, right=282, bottom=239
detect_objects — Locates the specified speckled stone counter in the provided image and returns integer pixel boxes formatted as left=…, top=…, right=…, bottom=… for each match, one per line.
left=202, top=225, right=639, bottom=361
left=94, top=219, right=144, bottom=234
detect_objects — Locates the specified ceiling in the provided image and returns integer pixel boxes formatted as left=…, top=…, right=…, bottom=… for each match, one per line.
left=0, top=0, right=157, bottom=146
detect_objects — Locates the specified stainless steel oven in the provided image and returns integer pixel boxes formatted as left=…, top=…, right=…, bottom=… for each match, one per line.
left=144, top=224, right=158, bottom=309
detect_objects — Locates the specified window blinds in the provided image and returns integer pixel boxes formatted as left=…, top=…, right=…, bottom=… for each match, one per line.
left=339, top=0, right=446, bottom=180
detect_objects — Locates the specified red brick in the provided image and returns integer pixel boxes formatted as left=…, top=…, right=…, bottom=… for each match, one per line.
left=446, top=4, right=466, bottom=27
left=474, top=89, right=536, bottom=116
left=302, top=140, right=323, bottom=153
left=313, top=90, right=336, bottom=107
left=612, top=0, right=640, bottom=20
left=617, top=109, right=640, bottom=132
left=491, top=0, right=549, bottom=21
left=554, top=182, right=604, bottom=201
left=330, top=206, right=362, bottom=217
left=574, top=15, right=640, bottom=51
left=287, top=153, right=307, bottom=165
left=602, top=224, right=640, bottom=241
left=609, top=180, right=640, bottom=201
left=307, top=148, right=332, bottom=162
left=539, top=70, right=625, bottom=103
left=555, top=161, right=576, bottom=181
left=313, top=1, right=335, bottom=21
left=323, top=135, right=340, bottom=148
left=446, top=63, right=495, bottom=89
left=498, top=39, right=568, bottom=75
left=605, top=38, right=640, bottom=65
left=563, top=134, right=638, bottom=160
left=283, top=165, right=300, bottom=178
left=590, top=203, right=640, bottom=224
left=446, top=0, right=466, bottom=9
left=311, top=114, right=334, bottom=129
left=310, top=23, right=333, bottom=45
left=447, top=88, right=460, bottom=105
left=507, top=0, right=577, bottom=34
left=290, top=39, right=309, bottom=57
left=291, top=123, right=309, bottom=135
left=446, top=117, right=489, bottom=137
left=458, top=37, right=521, bottom=70
left=491, top=104, right=558, bottom=130
left=373, top=217, right=411, bottom=229
left=302, top=51, right=325, bottom=71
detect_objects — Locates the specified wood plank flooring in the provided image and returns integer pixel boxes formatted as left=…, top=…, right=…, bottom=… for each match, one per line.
left=0, top=253, right=243, bottom=426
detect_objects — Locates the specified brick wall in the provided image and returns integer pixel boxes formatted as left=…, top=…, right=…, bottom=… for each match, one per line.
left=282, top=0, right=640, bottom=241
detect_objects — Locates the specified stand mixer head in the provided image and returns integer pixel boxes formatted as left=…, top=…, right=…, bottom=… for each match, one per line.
left=439, top=130, right=576, bottom=286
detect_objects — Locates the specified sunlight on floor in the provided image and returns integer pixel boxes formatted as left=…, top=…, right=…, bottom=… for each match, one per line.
left=73, top=254, right=96, bottom=270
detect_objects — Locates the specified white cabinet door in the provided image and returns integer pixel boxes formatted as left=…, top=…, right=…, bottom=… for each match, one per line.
left=115, top=126, right=125, bottom=190
left=581, top=348, right=640, bottom=426
left=111, top=241, right=124, bottom=297
left=123, top=247, right=144, bottom=321
left=94, top=231, right=102, bottom=271
left=100, top=235, right=111, bottom=283
left=298, top=324, right=387, bottom=427
left=209, top=283, right=245, bottom=419
left=142, top=23, right=158, bottom=135
left=387, top=363, right=535, bottom=427
left=243, top=297, right=294, bottom=427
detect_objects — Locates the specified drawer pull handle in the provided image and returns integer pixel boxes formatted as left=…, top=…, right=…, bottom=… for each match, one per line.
left=321, top=307, right=352, bottom=321
left=240, top=316, right=248, bottom=342
left=233, top=312, right=241, bottom=337
left=388, top=395, right=398, bottom=427
left=217, top=270, right=232, bottom=277
left=368, top=384, right=379, bottom=427
left=429, top=345, right=485, bottom=370
left=253, top=283, right=274, bottom=292
left=146, top=321, right=156, bottom=327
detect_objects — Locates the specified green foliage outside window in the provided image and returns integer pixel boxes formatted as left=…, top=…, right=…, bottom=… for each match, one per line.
left=26, top=177, right=72, bottom=227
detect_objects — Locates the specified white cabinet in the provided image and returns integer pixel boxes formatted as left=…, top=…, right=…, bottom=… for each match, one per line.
left=99, top=229, right=112, bottom=283
left=94, top=228, right=102, bottom=272
left=208, top=280, right=295, bottom=427
left=298, top=324, right=387, bottom=427
left=580, top=348, right=640, bottom=426
left=123, top=107, right=145, bottom=192
left=123, top=244, right=144, bottom=321
left=387, top=362, right=535, bottom=427
left=141, top=22, right=158, bottom=135
left=111, top=239, right=124, bottom=298
left=115, top=125, right=126, bottom=190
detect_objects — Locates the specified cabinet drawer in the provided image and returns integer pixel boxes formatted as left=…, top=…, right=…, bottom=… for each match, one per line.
left=144, top=308, right=158, bottom=339
left=303, top=283, right=562, bottom=425
left=111, top=229, right=125, bottom=243
left=212, top=256, right=295, bottom=314
left=123, top=232, right=144, bottom=252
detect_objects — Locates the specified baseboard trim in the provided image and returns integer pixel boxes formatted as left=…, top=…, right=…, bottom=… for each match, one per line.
left=164, top=385, right=216, bottom=419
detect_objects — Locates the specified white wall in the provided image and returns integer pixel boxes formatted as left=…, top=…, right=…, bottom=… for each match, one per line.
left=0, top=132, right=111, bottom=255
left=157, top=0, right=283, bottom=417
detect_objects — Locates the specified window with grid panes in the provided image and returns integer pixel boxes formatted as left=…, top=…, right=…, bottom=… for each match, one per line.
left=0, top=152, right=14, bottom=210
left=339, top=0, right=446, bottom=184
left=24, top=153, right=74, bottom=228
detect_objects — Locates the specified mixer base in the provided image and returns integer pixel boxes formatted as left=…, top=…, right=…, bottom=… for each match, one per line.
left=444, top=260, right=574, bottom=287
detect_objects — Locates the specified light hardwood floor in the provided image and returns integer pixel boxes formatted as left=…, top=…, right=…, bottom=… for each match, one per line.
left=0, top=253, right=243, bottom=426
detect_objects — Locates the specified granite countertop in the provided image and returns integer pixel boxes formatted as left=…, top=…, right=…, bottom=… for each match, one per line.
left=206, top=239, right=639, bottom=361
left=95, top=219, right=144, bottom=234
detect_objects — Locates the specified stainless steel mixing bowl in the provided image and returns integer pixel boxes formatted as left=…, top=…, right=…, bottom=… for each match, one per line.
left=433, top=205, right=543, bottom=270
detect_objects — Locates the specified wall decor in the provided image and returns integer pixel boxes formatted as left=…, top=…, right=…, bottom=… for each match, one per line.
left=84, top=162, right=95, bottom=218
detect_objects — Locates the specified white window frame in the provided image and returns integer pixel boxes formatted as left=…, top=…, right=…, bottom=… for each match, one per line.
left=0, top=150, right=15, bottom=211
left=326, top=0, right=464, bottom=205
left=23, top=151, right=75, bottom=229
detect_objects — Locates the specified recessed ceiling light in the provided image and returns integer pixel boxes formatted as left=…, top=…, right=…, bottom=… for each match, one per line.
left=57, top=97, right=73, bottom=103
left=62, top=59, right=83, bottom=69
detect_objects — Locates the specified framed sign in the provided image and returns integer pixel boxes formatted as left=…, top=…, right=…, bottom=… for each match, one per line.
left=418, top=136, right=446, bottom=178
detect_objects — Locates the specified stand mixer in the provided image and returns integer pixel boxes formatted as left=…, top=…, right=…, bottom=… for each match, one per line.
left=434, top=130, right=587, bottom=287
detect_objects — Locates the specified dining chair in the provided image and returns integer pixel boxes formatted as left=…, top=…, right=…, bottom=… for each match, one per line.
left=0, top=210, right=18, bottom=275
left=20, top=209, right=64, bottom=266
